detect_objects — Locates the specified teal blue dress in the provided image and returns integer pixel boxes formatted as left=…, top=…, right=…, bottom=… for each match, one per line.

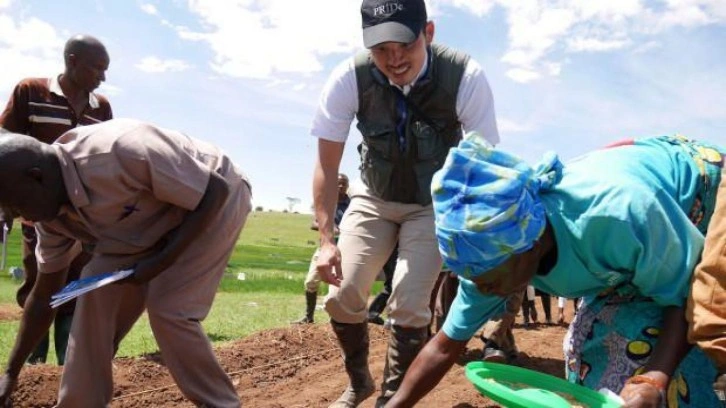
left=442, top=136, right=724, bottom=407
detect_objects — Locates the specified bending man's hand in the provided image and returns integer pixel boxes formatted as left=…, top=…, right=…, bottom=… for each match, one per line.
left=128, top=252, right=173, bottom=285
left=316, top=242, right=342, bottom=287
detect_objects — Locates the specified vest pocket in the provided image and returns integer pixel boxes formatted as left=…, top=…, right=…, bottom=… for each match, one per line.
left=357, top=123, right=394, bottom=159
left=360, top=155, right=394, bottom=200
left=357, top=123, right=396, bottom=199
left=413, top=120, right=447, bottom=161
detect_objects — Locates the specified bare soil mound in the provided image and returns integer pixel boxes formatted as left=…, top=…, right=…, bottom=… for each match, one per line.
left=0, top=303, right=22, bottom=322
left=9, top=319, right=569, bottom=407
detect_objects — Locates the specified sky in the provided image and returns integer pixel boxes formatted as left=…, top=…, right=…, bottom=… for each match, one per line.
left=1, top=0, right=725, bottom=212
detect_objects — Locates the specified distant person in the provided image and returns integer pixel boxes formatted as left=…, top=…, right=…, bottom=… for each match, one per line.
left=0, top=119, right=252, bottom=407
left=521, top=286, right=554, bottom=326
left=387, top=133, right=722, bottom=407
left=292, top=174, right=350, bottom=324
left=367, top=244, right=398, bottom=326
left=310, top=0, right=499, bottom=405
left=557, top=296, right=580, bottom=325
left=521, top=285, right=538, bottom=327
left=0, top=34, right=112, bottom=366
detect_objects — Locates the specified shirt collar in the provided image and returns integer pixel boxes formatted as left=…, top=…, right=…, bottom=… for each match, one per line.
left=52, top=145, right=90, bottom=209
left=389, top=53, right=429, bottom=96
left=49, top=75, right=100, bottom=109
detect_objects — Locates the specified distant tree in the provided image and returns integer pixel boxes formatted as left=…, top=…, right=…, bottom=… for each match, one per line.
left=286, top=197, right=301, bottom=213
left=255, top=206, right=264, bottom=212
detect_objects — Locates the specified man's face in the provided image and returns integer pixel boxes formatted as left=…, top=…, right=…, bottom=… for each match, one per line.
left=69, top=49, right=110, bottom=93
left=369, top=22, right=433, bottom=87
left=0, top=170, right=61, bottom=222
left=469, top=248, right=541, bottom=297
left=337, top=176, right=349, bottom=196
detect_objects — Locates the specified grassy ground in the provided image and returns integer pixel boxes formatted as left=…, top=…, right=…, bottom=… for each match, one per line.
left=0, top=212, right=383, bottom=364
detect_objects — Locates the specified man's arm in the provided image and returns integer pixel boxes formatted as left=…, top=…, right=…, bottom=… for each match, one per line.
left=0, top=268, right=68, bottom=404
left=130, top=171, right=230, bottom=284
left=386, top=331, right=468, bottom=407
left=0, top=80, right=31, bottom=134
left=312, top=138, right=344, bottom=286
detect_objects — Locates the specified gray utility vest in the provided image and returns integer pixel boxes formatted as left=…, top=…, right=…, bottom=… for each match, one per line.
left=354, top=43, right=469, bottom=206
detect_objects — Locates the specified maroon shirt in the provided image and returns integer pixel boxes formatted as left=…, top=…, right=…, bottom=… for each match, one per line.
left=1, top=75, right=112, bottom=313
left=0, top=76, right=113, bottom=143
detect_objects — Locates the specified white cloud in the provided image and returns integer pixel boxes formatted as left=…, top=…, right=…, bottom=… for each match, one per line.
left=567, top=37, right=630, bottom=52
left=136, top=56, right=190, bottom=73
left=147, top=0, right=726, bottom=85
left=631, top=40, right=661, bottom=54
left=438, top=0, right=726, bottom=83
left=98, top=83, right=122, bottom=96
left=497, top=117, right=533, bottom=133
left=0, top=0, right=11, bottom=10
left=172, top=0, right=362, bottom=79
left=140, top=3, right=158, bottom=15
left=506, top=68, right=541, bottom=83
left=432, top=0, right=496, bottom=17
left=0, top=14, right=64, bottom=92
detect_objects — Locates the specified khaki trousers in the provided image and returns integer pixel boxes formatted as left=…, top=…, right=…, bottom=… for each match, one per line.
left=688, top=173, right=726, bottom=373
left=56, top=180, right=251, bottom=408
left=303, top=248, right=322, bottom=293
left=325, top=184, right=443, bottom=328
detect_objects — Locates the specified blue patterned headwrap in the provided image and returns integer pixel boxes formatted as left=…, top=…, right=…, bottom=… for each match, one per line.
left=431, top=132, right=564, bottom=279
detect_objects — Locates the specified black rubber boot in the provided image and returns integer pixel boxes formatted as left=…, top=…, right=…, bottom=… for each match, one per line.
left=329, top=320, right=375, bottom=407
left=375, top=325, right=429, bottom=407
left=291, top=291, right=317, bottom=324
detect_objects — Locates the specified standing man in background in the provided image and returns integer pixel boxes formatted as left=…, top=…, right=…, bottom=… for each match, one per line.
left=292, top=173, right=350, bottom=324
left=0, top=34, right=112, bottom=365
left=310, top=0, right=499, bottom=406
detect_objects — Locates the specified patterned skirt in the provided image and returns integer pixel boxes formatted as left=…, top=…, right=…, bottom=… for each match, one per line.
left=564, top=294, right=719, bottom=407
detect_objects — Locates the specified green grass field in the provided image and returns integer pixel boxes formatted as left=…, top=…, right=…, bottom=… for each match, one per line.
left=0, top=211, right=383, bottom=364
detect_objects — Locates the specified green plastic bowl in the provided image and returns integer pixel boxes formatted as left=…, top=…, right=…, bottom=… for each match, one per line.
left=465, top=361, right=623, bottom=408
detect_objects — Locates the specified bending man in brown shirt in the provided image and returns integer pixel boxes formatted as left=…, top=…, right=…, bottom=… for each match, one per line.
left=0, top=34, right=112, bottom=366
left=0, top=119, right=251, bottom=407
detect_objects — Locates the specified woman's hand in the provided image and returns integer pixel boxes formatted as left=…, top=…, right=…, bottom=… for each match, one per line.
left=620, top=375, right=664, bottom=408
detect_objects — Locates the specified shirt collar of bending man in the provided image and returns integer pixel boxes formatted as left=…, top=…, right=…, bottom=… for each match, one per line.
left=50, top=74, right=100, bottom=109
left=51, top=144, right=91, bottom=210
left=387, top=50, right=429, bottom=96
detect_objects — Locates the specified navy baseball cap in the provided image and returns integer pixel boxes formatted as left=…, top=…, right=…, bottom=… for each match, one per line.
left=361, top=0, right=428, bottom=48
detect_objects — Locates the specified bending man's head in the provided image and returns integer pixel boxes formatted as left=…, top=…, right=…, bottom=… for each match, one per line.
left=432, top=133, right=563, bottom=293
left=0, top=134, right=66, bottom=222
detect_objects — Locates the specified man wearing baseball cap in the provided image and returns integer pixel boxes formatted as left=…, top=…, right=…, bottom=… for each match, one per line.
left=309, top=0, right=500, bottom=406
